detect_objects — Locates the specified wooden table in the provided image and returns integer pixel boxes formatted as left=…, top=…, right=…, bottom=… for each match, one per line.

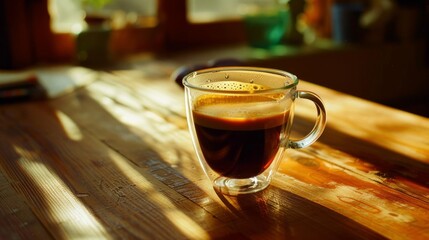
left=1, top=64, right=428, bottom=240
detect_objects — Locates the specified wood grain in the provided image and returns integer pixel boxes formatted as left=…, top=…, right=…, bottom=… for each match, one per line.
left=0, top=68, right=428, bottom=239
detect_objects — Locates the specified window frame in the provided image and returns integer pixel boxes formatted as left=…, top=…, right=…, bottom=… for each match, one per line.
left=161, top=0, right=245, bottom=49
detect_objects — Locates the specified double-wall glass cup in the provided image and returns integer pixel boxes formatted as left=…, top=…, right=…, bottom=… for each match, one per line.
left=183, top=67, right=327, bottom=195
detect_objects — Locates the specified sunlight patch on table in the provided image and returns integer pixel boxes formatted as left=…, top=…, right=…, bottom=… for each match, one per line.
left=14, top=146, right=108, bottom=239
left=88, top=83, right=195, bottom=165
left=295, top=95, right=428, bottom=162
left=108, top=149, right=210, bottom=239
left=55, top=110, right=83, bottom=141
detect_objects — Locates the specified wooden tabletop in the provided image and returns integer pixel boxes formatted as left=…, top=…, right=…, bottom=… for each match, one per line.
left=1, top=64, right=428, bottom=240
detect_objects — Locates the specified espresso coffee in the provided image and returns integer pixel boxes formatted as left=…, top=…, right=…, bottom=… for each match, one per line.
left=185, top=69, right=325, bottom=195
left=192, top=90, right=289, bottom=179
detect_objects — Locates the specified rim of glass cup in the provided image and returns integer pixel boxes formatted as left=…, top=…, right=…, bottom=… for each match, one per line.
left=182, top=66, right=299, bottom=94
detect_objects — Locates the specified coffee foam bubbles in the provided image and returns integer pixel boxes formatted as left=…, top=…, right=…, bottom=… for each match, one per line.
left=201, top=81, right=266, bottom=92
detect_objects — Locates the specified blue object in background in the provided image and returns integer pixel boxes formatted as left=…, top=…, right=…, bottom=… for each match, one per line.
left=332, top=2, right=364, bottom=44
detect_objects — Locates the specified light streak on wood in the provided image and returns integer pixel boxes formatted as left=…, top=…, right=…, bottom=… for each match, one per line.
left=14, top=146, right=109, bottom=239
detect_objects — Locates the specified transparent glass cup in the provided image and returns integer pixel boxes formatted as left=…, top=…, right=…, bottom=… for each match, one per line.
left=183, top=67, right=326, bottom=195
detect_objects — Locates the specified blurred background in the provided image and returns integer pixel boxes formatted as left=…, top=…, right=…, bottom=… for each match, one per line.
left=1, top=0, right=428, bottom=116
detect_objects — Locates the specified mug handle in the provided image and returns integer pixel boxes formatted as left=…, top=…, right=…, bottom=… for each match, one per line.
left=289, top=90, right=327, bottom=149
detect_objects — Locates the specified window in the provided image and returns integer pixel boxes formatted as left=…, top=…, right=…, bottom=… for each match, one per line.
left=188, top=0, right=244, bottom=23
left=1, top=0, right=286, bottom=68
left=49, top=0, right=158, bottom=33
left=188, top=0, right=285, bottom=23
left=49, top=0, right=260, bottom=50
left=187, top=0, right=291, bottom=49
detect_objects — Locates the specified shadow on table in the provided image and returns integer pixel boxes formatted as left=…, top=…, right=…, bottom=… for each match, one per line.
left=215, top=186, right=385, bottom=240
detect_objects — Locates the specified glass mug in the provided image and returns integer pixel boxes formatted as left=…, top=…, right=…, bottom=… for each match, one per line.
left=183, top=67, right=326, bottom=195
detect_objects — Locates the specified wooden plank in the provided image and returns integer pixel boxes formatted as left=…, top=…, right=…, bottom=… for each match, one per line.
left=1, top=69, right=428, bottom=239
left=0, top=105, right=112, bottom=239
left=274, top=147, right=429, bottom=240
left=0, top=101, right=235, bottom=239
left=0, top=168, right=53, bottom=240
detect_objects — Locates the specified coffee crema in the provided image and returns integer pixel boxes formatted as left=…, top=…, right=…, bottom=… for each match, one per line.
left=200, top=80, right=267, bottom=92
left=192, top=93, right=289, bottom=179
